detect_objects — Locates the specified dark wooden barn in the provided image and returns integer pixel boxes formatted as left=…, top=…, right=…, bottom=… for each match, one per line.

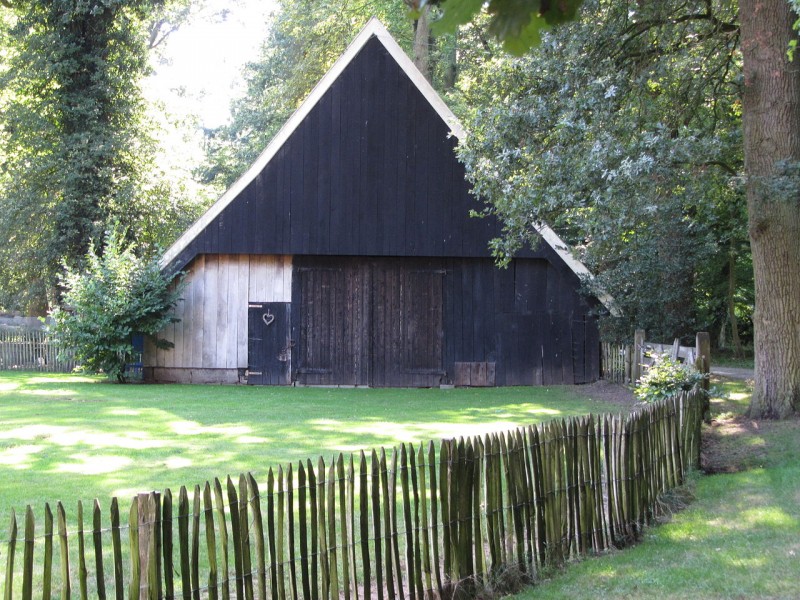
left=144, top=19, right=610, bottom=387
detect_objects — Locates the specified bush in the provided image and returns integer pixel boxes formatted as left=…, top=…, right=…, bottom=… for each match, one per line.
left=634, top=352, right=707, bottom=403
left=50, top=229, right=184, bottom=382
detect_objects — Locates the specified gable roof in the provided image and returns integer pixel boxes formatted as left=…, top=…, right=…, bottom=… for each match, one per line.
left=161, top=18, right=615, bottom=313
left=161, top=17, right=458, bottom=269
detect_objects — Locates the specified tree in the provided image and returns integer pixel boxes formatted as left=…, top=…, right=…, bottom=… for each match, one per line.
left=434, top=0, right=797, bottom=417
left=50, top=227, right=184, bottom=383
left=739, top=0, right=800, bottom=418
left=202, top=0, right=460, bottom=188
left=450, top=1, right=746, bottom=343
left=0, top=0, right=204, bottom=313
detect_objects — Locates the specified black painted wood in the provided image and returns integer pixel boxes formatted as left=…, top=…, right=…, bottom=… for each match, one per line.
left=292, top=257, right=445, bottom=387
left=287, top=256, right=599, bottom=387
left=165, top=36, right=550, bottom=274
left=248, top=303, right=291, bottom=385
left=435, top=258, right=601, bottom=386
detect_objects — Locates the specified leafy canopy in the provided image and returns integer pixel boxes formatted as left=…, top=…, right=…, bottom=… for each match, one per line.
left=451, top=0, right=747, bottom=343
left=50, top=228, right=184, bottom=383
left=426, top=0, right=583, bottom=53
left=0, top=0, right=208, bottom=313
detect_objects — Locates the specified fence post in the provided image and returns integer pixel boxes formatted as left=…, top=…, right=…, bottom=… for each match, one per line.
left=137, top=492, right=162, bottom=600
left=695, top=332, right=711, bottom=421
left=632, top=329, right=646, bottom=384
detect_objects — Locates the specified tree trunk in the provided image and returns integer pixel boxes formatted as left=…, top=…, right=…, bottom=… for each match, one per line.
left=442, top=30, right=458, bottom=91
left=413, top=5, right=432, bottom=81
left=740, top=0, right=800, bottom=418
left=726, top=245, right=743, bottom=358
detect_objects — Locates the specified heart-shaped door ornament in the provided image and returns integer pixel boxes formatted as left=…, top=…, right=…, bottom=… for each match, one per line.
left=262, top=310, right=275, bottom=326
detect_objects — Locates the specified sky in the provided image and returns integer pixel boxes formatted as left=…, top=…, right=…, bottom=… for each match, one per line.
left=145, top=1, right=277, bottom=129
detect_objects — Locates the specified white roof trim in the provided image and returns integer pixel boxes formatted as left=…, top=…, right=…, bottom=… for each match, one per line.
left=161, top=18, right=464, bottom=269
left=160, top=18, right=616, bottom=315
left=535, top=223, right=619, bottom=315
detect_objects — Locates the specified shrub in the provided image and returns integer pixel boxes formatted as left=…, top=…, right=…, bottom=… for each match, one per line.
left=634, top=352, right=706, bottom=403
left=50, top=229, right=184, bottom=382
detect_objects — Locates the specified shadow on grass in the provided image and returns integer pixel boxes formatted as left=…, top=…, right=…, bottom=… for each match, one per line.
left=511, top=376, right=800, bottom=600
left=0, top=371, right=623, bottom=524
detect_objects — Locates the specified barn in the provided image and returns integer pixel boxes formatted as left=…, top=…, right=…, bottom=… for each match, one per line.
left=144, top=19, right=609, bottom=387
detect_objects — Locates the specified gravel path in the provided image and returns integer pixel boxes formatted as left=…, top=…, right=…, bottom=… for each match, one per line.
left=711, top=366, right=755, bottom=381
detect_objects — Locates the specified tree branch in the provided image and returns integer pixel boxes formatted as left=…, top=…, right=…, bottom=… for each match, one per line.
left=612, top=3, right=738, bottom=64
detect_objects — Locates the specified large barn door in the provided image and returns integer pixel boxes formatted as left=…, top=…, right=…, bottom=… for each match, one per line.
left=293, top=258, right=445, bottom=387
left=294, top=263, right=371, bottom=385
left=247, top=303, right=291, bottom=385
left=372, top=263, right=444, bottom=387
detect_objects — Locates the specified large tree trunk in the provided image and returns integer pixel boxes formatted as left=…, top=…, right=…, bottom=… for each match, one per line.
left=740, top=0, right=800, bottom=418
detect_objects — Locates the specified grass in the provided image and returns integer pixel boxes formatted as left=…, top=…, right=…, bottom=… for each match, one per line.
left=712, top=350, right=755, bottom=370
left=6, top=371, right=795, bottom=599
left=509, top=377, right=800, bottom=600
left=0, top=371, right=617, bottom=526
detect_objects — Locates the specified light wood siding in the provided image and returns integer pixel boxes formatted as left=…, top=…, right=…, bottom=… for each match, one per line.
left=145, top=255, right=292, bottom=370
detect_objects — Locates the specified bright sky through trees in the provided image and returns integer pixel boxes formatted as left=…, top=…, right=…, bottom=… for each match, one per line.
left=144, top=0, right=275, bottom=128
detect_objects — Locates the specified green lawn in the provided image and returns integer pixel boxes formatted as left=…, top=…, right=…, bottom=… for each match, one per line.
left=4, top=372, right=794, bottom=598
left=509, top=377, right=800, bottom=600
left=0, top=371, right=616, bottom=526
left=712, top=351, right=755, bottom=370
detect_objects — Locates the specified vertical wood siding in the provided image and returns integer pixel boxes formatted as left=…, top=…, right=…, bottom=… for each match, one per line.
left=292, top=258, right=444, bottom=387
left=292, top=256, right=599, bottom=387
left=441, top=257, right=599, bottom=387
left=145, top=255, right=291, bottom=371
left=165, top=37, right=503, bottom=274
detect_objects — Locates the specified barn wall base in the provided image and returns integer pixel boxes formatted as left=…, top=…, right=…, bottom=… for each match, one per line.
left=144, top=367, right=244, bottom=385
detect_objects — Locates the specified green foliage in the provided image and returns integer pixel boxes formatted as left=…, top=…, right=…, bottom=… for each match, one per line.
left=790, top=0, right=800, bottom=59
left=452, top=0, right=749, bottom=343
left=634, top=353, right=706, bottom=403
left=50, top=228, right=184, bottom=383
left=431, top=0, right=583, bottom=54
left=0, top=0, right=206, bottom=312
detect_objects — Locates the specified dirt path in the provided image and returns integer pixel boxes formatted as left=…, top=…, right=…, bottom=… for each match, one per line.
left=711, top=366, right=754, bottom=380
left=570, top=376, right=793, bottom=476
left=570, top=379, right=637, bottom=409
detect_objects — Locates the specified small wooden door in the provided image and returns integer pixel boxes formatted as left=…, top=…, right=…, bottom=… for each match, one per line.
left=247, top=302, right=291, bottom=385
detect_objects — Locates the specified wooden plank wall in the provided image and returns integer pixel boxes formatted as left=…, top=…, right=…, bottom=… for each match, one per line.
left=165, top=37, right=503, bottom=274
left=292, top=256, right=598, bottom=387
left=442, top=257, right=599, bottom=386
left=292, top=258, right=444, bottom=387
left=147, top=253, right=598, bottom=386
left=145, top=255, right=291, bottom=373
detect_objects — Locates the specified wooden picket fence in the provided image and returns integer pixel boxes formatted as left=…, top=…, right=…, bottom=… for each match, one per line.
left=0, top=329, right=78, bottom=373
left=600, top=341, right=635, bottom=385
left=1, top=389, right=704, bottom=600
left=602, top=330, right=711, bottom=386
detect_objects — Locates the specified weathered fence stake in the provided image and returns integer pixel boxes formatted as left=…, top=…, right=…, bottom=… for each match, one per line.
left=137, top=492, right=161, bottom=600
left=632, top=329, right=646, bottom=384
left=1, top=389, right=707, bottom=600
